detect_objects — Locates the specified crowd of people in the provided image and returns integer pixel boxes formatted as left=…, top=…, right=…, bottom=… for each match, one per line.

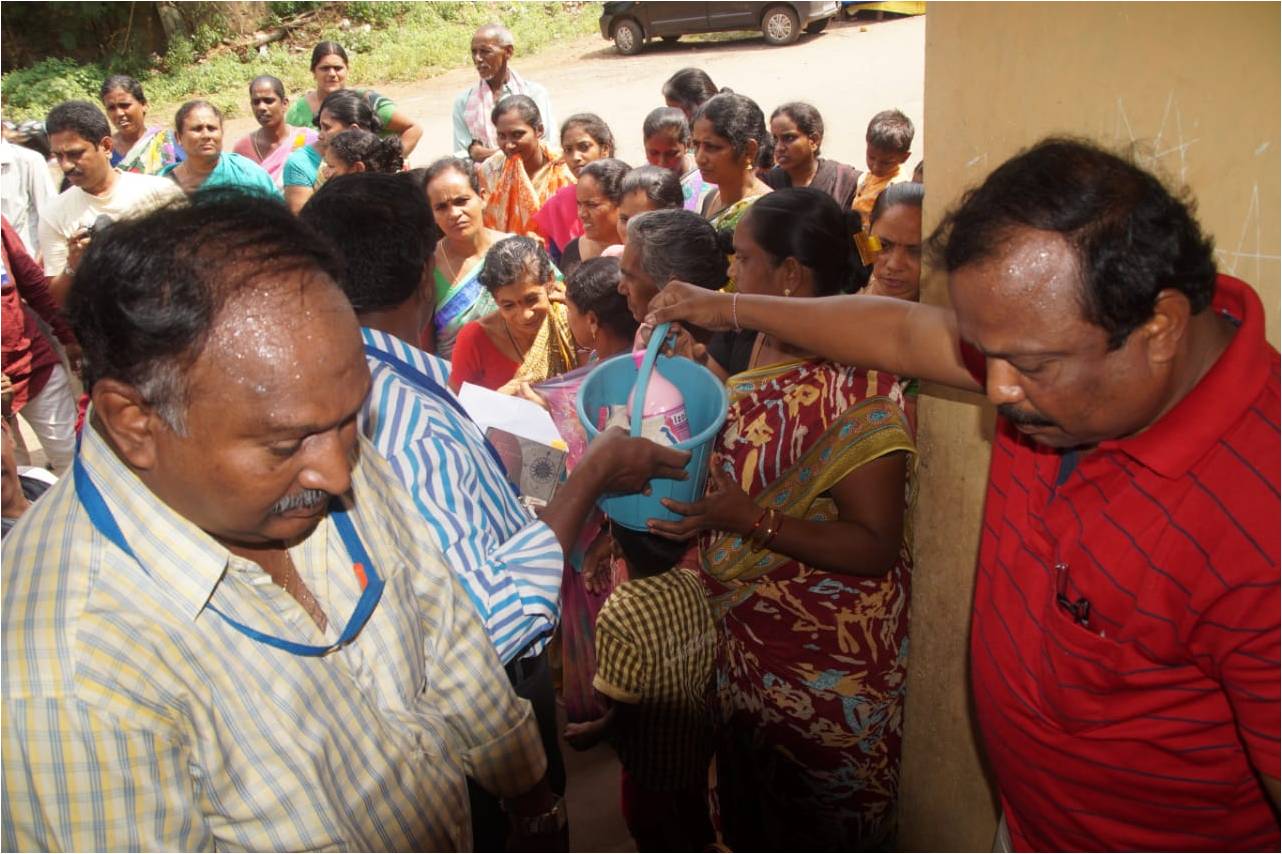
left=1, top=18, right=1277, bottom=854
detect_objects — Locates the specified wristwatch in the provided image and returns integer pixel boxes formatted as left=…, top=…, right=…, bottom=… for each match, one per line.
left=508, top=795, right=568, bottom=836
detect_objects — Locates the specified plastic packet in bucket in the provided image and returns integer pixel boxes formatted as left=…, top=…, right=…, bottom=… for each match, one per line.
left=601, top=404, right=689, bottom=446
left=532, top=364, right=595, bottom=469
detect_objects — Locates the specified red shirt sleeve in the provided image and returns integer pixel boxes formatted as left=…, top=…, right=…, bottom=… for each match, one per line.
left=1, top=218, right=75, bottom=346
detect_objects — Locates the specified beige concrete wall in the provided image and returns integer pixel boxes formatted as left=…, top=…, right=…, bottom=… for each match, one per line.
left=898, top=4, right=1280, bottom=850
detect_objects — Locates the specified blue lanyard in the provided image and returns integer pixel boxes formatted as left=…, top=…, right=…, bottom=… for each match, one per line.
left=364, top=344, right=519, bottom=498
left=73, top=454, right=385, bottom=657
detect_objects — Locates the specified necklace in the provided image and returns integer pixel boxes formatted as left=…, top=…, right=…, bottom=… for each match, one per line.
left=437, top=237, right=486, bottom=284
left=436, top=243, right=460, bottom=282
left=250, top=127, right=279, bottom=162
left=503, top=318, right=529, bottom=362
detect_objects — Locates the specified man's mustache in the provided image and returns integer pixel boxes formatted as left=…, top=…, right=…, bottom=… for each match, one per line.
left=997, top=404, right=1058, bottom=429
left=269, top=489, right=331, bottom=515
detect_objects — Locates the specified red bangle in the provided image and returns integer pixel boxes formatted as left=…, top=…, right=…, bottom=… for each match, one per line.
left=745, top=507, right=769, bottom=543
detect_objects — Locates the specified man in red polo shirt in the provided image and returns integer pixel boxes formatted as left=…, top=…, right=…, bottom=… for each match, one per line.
left=647, top=137, right=1279, bottom=850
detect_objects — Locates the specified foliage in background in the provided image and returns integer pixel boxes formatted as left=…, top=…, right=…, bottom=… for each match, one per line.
left=2, top=2, right=597, bottom=122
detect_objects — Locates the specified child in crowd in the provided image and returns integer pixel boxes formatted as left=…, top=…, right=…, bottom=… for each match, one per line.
left=616, top=165, right=684, bottom=243
left=535, top=113, right=616, bottom=265
left=851, top=108, right=914, bottom=218
left=642, top=107, right=713, bottom=212
left=1, top=419, right=56, bottom=539
left=563, top=523, right=716, bottom=852
left=321, top=128, right=404, bottom=178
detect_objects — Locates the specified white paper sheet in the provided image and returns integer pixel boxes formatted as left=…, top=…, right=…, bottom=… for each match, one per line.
left=457, top=382, right=564, bottom=447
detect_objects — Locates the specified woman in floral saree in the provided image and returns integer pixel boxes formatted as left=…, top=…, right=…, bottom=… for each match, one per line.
left=99, top=75, right=183, bottom=175
left=652, top=188, right=915, bottom=850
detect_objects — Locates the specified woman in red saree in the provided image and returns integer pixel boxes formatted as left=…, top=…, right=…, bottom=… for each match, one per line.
left=652, top=188, right=915, bottom=849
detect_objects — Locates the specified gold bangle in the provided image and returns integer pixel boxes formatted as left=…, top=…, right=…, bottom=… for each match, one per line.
left=760, top=512, right=785, bottom=550
left=750, top=508, right=779, bottom=551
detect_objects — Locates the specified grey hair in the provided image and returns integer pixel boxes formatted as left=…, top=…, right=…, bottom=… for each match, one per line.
left=476, top=22, right=514, bottom=47
left=137, top=363, right=189, bottom=435
left=625, top=209, right=727, bottom=291
left=478, top=235, right=553, bottom=293
left=621, top=165, right=683, bottom=210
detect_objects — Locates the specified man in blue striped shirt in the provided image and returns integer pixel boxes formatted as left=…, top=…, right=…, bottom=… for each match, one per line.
left=301, top=173, right=690, bottom=847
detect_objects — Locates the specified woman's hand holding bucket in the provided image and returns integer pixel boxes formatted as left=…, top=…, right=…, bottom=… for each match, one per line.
left=647, top=466, right=758, bottom=541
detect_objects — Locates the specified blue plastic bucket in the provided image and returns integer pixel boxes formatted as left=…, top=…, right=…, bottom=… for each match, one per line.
left=576, top=322, right=729, bottom=531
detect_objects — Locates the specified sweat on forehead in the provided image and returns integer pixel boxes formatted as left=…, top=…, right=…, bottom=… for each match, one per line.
left=929, top=137, right=1217, bottom=350
left=199, top=275, right=356, bottom=392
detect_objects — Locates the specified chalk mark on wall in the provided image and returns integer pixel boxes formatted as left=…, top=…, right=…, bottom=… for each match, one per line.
left=1116, top=93, right=1198, bottom=184
left=1215, top=185, right=1280, bottom=282
left=1116, top=96, right=1276, bottom=282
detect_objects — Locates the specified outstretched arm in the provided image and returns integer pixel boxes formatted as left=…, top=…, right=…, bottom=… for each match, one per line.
left=384, top=110, right=423, bottom=158
left=647, top=281, right=982, bottom=392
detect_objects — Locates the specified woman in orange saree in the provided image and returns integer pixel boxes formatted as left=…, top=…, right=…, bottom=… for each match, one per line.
left=479, top=95, right=574, bottom=245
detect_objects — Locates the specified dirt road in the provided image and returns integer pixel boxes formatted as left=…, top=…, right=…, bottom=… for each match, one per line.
left=224, top=14, right=924, bottom=173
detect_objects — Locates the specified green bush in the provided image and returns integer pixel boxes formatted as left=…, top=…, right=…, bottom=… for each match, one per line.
left=268, top=1, right=325, bottom=21
left=344, top=1, right=414, bottom=26
left=2, top=2, right=600, bottom=123
left=2, top=57, right=108, bottom=115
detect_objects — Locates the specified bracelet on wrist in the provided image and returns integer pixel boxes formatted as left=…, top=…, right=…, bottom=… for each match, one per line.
left=744, top=506, right=769, bottom=543
left=749, top=508, right=780, bottom=551
left=760, top=511, right=785, bottom=550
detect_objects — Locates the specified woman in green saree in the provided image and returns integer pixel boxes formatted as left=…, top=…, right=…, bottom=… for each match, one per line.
left=651, top=187, right=915, bottom=850
left=419, top=157, right=508, bottom=358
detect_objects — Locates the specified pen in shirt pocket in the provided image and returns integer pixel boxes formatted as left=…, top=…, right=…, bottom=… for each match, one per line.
left=1055, top=562, right=1092, bottom=629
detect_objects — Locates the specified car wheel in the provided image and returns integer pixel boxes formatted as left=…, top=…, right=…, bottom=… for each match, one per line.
left=762, top=5, right=801, bottom=45
left=804, top=17, right=830, bottom=34
left=613, top=18, right=644, bottom=55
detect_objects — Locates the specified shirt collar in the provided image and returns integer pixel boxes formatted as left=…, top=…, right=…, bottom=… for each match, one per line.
left=1101, top=275, right=1275, bottom=478
left=78, top=422, right=237, bottom=622
left=361, top=326, right=451, bottom=380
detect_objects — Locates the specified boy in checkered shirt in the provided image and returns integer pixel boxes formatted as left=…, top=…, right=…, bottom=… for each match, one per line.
left=563, top=523, right=716, bottom=851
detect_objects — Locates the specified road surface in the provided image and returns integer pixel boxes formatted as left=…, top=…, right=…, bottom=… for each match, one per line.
left=224, top=14, right=925, bottom=174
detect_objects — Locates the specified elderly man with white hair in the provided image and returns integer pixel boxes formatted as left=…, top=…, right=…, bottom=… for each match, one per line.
left=452, top=22, right=556, bottom=163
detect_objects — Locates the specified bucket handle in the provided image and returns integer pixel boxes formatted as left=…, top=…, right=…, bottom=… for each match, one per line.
left=629, top=321, right=672, bottom=437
